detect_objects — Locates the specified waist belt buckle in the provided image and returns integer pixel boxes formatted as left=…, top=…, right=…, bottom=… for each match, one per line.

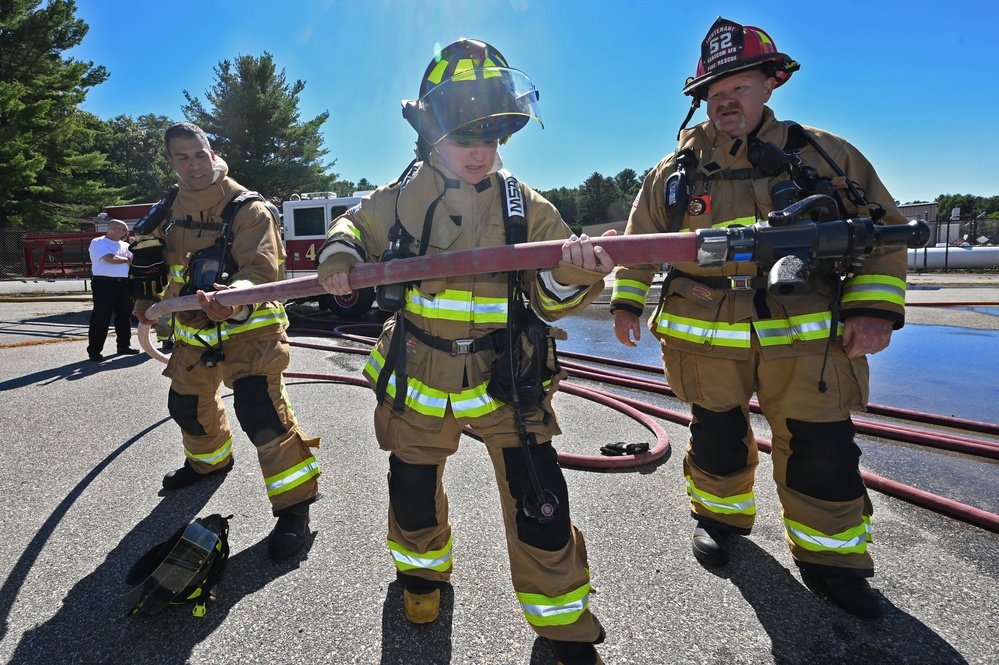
left=729, top=276, right=754, bottom=291
left=451, top=339, right=474, bottom=355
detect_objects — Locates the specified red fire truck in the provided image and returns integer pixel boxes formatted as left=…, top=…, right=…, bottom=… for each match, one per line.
left=281, top=191, right=376, bottom=318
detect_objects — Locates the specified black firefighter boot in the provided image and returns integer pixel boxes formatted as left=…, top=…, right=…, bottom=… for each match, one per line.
left=691, top=521, right=733, bottom=567
left=162, top=455, right=234, bottom=491
left=803, top=570, right=885, bottom=620
left=268, top=502, right=311, bottom=559
left=549, top=627, right=606, bottom=665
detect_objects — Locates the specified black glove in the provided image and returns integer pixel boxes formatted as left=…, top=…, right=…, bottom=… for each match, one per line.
left=128, top=236, right=168, bottom=300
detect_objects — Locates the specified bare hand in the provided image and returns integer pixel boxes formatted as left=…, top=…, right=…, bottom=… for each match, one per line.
left=614, top=311, right=642, bottom=347
left=561, top=230, right=616, bottom=274
left=842, top=316, right=893, bottom=358
left=197, top=283, right=235, bottom=322
left=321, top=272, right=352, bottom=296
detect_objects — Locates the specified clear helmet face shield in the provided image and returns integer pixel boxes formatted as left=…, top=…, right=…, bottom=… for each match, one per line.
left=122, top=520, right=222, bottom=615
left=403, top=67, right=543, bottom=145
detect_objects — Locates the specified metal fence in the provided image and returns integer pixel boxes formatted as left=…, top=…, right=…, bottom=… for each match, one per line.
left=1, top=227, right=94, bottom=296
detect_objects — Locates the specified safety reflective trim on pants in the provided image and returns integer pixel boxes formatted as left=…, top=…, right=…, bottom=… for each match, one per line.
left=388, top=536, right=453, bottom=573
left=784, top=516, right=871, bottom=554
left=754, top=312, right=843, bottom=346
left=841, top=274, right=906, bottom=306
left=364, top=350, right=504, bottom=420
left=686, top=476, right=757, bottom=516
left=174, top=306, right=288, bottom=346
left=185, top=438, right=233, bottom=465
left=655, top=313, right=751, bottom=347
left=517, top=580, right=592, bottom=627
left=611, top=279, right=650, bottom=308
left=405, top=288, right=508, bottom=325
left=265, top=456, right=320, bottom=497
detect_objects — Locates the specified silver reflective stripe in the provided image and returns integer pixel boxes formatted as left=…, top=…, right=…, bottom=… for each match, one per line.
left=265, top=458, right=319, bottom=496
left=688, top=480, right=756, bottom=513
left=786, top=523, right=869, bottom=550
left=521, top=593, right=589, bottom=619
left=390, top=548, right=451, bottom=570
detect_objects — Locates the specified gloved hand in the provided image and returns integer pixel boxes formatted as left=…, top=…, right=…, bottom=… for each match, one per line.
left=128, top=236, right=168, bottom=300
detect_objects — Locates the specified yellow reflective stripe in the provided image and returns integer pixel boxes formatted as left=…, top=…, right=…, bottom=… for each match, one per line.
left=169, top=264, right=185, bottom=284
left=451, top=57, right=502, bottom=82
left=449, top=383, right=503, bottom=418
left=612, top=279, right=650, bottom=307
left=364, top=350, right=503, bottom=419
left=388, top=536, right=453, bottom=573
left=686, top=476, right=757, bottom=516
left=173, top=306, right=288, bottom=346
left=679, top=216, right=756, bottom=233
left=784, top=516, right=871, bottom=554
left=364, top=351, right=448, bottom=417
left=340, top=219, right=362, bottom=240
left=754, top=312, right=843, bottom=346
left=518, top=580, right=591, bottom=627
left=842, top=274, right=906, bottom=306
left=536, top=285, right=588, bottom=312
left=406, top=289, right=508, bottom=325
left=655, top=312, right=751, bottom=347
left=265, top=456, right=320, bottom=497
left=426, top=60, right=449, bottom=86
left=185, top=438, right=232, bottom=465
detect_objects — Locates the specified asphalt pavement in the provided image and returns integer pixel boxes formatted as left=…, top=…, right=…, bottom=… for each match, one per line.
left=0, top=276, right=997, bottom=664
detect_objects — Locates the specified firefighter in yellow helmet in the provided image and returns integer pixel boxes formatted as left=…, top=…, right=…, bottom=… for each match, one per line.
left=611, top=17, right=910, bottom=620
left=317, top=39, right=611, bottom=664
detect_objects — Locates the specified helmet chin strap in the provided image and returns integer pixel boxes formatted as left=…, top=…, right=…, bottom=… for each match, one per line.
left=676, top=97, right=702, bottom=141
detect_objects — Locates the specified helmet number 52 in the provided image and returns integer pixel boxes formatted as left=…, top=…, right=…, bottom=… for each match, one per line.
left=707, top=33, right=733, bottom=55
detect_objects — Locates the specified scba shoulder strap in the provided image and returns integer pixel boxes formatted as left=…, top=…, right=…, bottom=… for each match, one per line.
left=375, top=168, right=530, bottom=412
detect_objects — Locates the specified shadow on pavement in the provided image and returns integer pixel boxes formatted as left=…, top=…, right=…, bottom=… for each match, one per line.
left=0, top=353, right=148, bottom=390
left=705, top=536, right=967, bottom=665
left=3, top=428, right=308, bottom=664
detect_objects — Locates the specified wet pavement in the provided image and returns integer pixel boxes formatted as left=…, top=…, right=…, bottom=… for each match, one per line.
left=0, top=275, right=997, bottom=664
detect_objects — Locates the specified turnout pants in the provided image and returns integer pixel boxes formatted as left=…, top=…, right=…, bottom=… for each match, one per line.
left=375, top=402, right=604, bottom=643
left=664, top=336, right=875, bottom=576
left=164, top=337, right=320, bottom=514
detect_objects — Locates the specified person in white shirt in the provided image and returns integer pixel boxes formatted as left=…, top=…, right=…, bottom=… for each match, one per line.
left=87, top=219, right=139, bottom=361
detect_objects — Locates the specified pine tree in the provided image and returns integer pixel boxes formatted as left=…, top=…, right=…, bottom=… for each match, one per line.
left=181, top=52, right=335, bottom=199
left=0, top=0, right=112, bottom=228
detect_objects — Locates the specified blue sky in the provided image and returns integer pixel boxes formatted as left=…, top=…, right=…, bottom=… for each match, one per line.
left=71, top=0, right=997, bottom=204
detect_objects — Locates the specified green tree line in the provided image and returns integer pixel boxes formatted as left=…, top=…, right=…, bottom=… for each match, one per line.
left=3, top=1, right=998, bottom=231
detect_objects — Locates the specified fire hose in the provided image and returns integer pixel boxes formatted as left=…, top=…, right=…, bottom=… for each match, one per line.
left=136, top=211, right=929, bottom=357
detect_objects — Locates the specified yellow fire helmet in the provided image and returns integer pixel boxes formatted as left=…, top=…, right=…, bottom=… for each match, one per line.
left=123, top=514, right=231, bottom=617
left=402, top=38, right=543, bottom=146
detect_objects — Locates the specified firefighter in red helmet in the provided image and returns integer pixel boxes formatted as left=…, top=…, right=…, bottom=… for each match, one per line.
left=612, top=17, right=910, bottom=620
left=317, top=39, right=611, bottom=664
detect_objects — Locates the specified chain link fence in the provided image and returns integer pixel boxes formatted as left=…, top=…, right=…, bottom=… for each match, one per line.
left=1, top=227, right=94, bottom=296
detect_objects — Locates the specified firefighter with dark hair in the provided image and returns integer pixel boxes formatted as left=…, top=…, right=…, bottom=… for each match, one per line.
left=317, top=39, right=611, bottom=664
left=133, top=122, right=320, bottom=560
left=611, top=17, right=909, bottom=620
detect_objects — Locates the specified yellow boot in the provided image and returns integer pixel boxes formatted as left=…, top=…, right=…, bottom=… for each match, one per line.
left=403, top=588, right=440, bottom=624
